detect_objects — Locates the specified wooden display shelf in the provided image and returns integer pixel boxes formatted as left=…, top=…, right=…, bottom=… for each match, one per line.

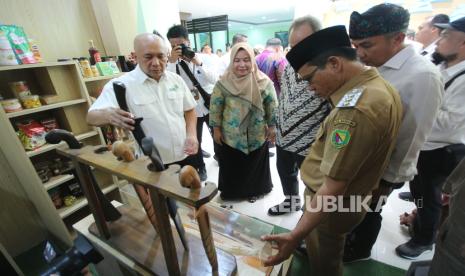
left=59, top=183, right=118, bottom=219
left=0, top=61, right=76, bottom=72
left=6, top=99, right=87, bottom=118
left=26, top=130, right=99, bottom=157
left=43, top=174, right=74, bottom=191
left=84, top=73, right=124, bottom=82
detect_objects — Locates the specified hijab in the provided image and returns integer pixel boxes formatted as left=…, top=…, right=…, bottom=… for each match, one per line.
left=219, top=42, right=271, bottom=113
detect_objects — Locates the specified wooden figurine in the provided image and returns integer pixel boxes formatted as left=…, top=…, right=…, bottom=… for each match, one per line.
left=111, top=141, right=160, bottom=233
left=179, top=166, right=219, bottom=275
left=111, top=141, right=135, bottom=162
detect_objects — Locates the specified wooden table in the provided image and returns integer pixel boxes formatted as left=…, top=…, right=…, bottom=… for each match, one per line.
left=58, top=146, right=236, bottom=276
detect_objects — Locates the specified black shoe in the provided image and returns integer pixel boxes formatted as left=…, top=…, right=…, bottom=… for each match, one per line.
left=399, top=192, right=414, bottom=201
left=202, top=150, right=211, bottom=158
left=269, top=151, right=275, bottom=157
left=248, top=196, right=259, bottom=203
left=343, top=248, right=371, bottom=264
left=395, top=240, right=432, bottom=259
left=268, top=198, right=301, bottom=216
left=198, top=167, right=207, bottom=182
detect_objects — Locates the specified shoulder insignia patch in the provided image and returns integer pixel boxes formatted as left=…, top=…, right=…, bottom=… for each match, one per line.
left=336, top=87, right=364, bottom=108
left=333, top=119, right=357, bottom=127
left=331, top=129, right=351, bottom=149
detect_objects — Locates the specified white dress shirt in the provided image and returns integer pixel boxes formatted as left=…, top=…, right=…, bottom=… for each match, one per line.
left=378, top=45, right=444, bottom=183
left=423, top=60, right=465, bottom=150
left=166, top=53, right=219, bottom=117
left=421, top=39, right=439, bottom=61
left=218, top=51, right=231, bottom=75
left=89, top=65, right=197, bottom=164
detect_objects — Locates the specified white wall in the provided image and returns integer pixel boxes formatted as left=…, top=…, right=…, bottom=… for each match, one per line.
left=139, top=0, right=181, bottom=40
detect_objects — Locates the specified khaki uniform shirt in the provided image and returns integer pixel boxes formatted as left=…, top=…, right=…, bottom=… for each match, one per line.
left=300, top=68, right=402, bottom=196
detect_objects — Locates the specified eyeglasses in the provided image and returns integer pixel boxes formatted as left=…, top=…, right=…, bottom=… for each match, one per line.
left=300, top=67, right=319, bottom=84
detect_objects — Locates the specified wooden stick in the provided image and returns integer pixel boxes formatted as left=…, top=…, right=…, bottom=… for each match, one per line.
left=179, top=165, right=219, bottom=274
left=133, top=184, right=160, bottom=233
left=196, top=206, right=219, bottom=276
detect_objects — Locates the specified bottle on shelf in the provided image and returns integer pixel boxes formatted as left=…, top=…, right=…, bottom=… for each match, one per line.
left=88, top=40, right=102, bottom=65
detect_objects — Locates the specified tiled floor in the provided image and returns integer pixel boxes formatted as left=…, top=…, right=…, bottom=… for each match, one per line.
left=199, top=128, right=435, bottom=271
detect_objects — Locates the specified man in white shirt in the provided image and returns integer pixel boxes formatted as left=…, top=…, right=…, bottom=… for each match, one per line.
left=218, top=33, right=248, bottom=75
left=86, top=33, right=198, bottom=166
left=415, top=14, right=450, bottom=61
left=399, top=16, right=465, bottom=259
left=166, top=25, right=220, bottom=181
left=346, top=3, right=444, bottom=261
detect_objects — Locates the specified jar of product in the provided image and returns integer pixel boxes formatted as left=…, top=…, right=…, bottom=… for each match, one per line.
left=21, top=95, right=42, bottom=109
left=50, top=189, right=63, bottom=209
left=28, top=38, right=42, bottom=63
left=63, top=195, right=77, bottom=207
left=9, top=81, right=31, bottom=99
left=1, top=98, right=23, bottom=113
left=79, top=58, right=93, bottom=78
left=91, top=65, right=100, bottom=77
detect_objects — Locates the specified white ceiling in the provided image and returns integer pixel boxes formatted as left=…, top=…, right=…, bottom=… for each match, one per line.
left=178, top=0, right=295, bottom=24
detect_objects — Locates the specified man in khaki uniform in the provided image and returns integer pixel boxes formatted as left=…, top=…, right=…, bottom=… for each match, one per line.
left=262, top=26, right=403, bottom=276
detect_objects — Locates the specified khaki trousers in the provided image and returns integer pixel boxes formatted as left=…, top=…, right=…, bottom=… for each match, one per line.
left=304, top=188, right=366, bottom=276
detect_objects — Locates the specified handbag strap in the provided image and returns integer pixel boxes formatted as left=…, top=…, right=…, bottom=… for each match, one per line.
left=178, top=60, right=203, bottom=90
left=445, top=69, right=465, bottom=90
left=177, top=60, right=210, bottom=103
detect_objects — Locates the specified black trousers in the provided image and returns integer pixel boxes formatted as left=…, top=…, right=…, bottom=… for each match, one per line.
left=192, top=114, right=213, bottom=170
left=276, top=146, right=305, bottom=197
left=410, top=145, right=465, bottom=245
left=344, top=179, right=403, bottom=254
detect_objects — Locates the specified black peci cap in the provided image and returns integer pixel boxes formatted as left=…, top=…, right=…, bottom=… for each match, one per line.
left=349, top=3, right=410, bottom=39
left=286, top=25, right=351, bottom=72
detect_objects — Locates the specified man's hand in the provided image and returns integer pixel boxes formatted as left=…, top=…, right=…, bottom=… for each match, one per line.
left=184, top=135, right=198, bottom=155
left=213, top=127, right=223, bottom=145
left=190, top=55, right=202, bottom=66
left=261, top=233, right=300, bottom=267
left=169, top=45, right=182, bottom=63
left=105, top=107, right=135, bottom=130
left=266, top=125, right=276, bottom=144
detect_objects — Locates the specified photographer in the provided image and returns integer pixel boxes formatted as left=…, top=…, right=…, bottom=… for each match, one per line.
left=166, top=25, right=220, bottom=181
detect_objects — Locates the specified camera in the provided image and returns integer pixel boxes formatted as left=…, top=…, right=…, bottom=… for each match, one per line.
left=40, top=234, right=103, bottom=276
left=179, top=43, right=196, bottom=59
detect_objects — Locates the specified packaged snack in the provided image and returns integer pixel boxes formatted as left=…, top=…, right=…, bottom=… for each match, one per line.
left=21, top=94, right=42, bottom=109
left=91, top=65, right=99, bottom=77
left=40, top=118, right=59, bottom=132
left=108, top=60, right=120, bottom=74
left=0, top=25, right=36, bottom=64
left=9, top=81, right=31, bottom=99
left=0, top=29, right=18, bottom=65
left=63, top=195, right=77, bottom=207
left=79, top=58, right=93, bottom=78
left=67, top=181, right=83, bottom=197
left=1, top=98, right=22, bottom=113
left=49, top=188, right=63, bottom=209
left=28, top=38, right=42, bottom=62
left=96, top=61, right=113, bottom=76
left=16, top=119, right=46, bottom=150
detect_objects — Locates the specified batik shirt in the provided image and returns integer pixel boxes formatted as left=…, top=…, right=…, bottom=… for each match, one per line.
left=276, top=64, right=331, bottom=156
